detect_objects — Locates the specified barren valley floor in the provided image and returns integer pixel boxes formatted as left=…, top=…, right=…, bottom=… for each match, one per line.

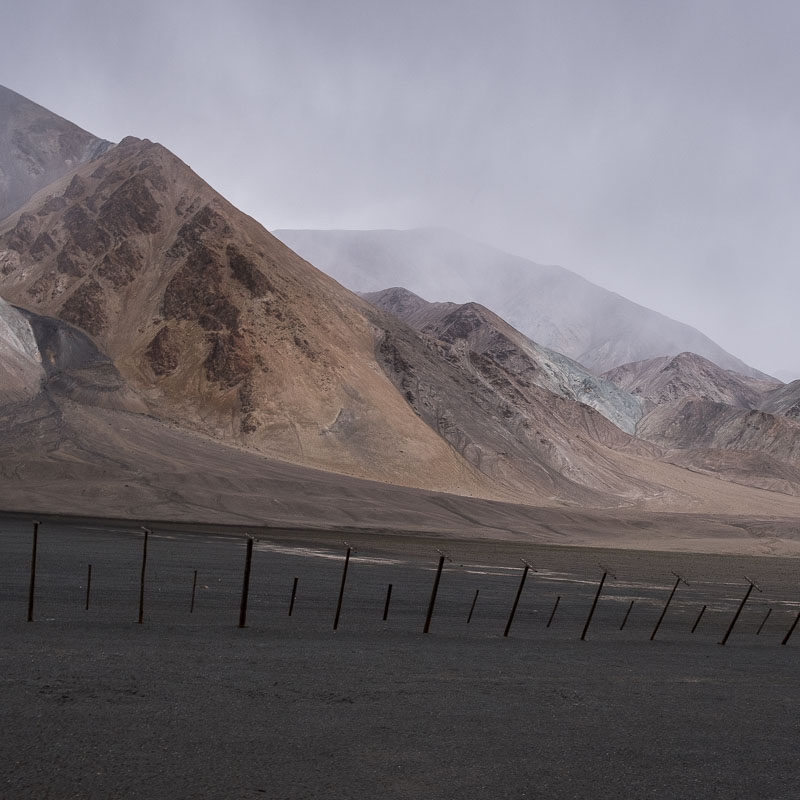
left=1, top=517, right=798, bottom=799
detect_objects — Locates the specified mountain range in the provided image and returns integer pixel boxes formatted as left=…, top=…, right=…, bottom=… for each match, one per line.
left=274, top=227, right=771, bottom=379
left=1, top=85, right=799, bottom=552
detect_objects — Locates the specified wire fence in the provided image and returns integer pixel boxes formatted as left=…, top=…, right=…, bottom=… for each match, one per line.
left=2, top=516, right=799, bottom=648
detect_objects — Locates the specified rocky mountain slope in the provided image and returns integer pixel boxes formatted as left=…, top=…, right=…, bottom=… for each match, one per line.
left=637, top=398, right=800, bottom=495
left=0, top=131, right=789, bottom=512
left=600, top=353, right=800, bottom=496
left=760, top=380, right=800, bottom=420
left=364, top=287, right=645, bottom=435
left=0, top=136, right=499, bottom=499
left=0, top=127, right=670, bottom=511
left=0, top=84, right=112, bottom=222
left=602, top=352, right=781, bottom=412
left=2, top=88, right=800, bottom=528
left=275, top=227, right=769, bottom=379
left=0, top=296, right=43, bottom=403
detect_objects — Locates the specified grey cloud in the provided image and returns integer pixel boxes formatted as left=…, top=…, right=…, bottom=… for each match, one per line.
left=2, top=0, right=798, bottom=376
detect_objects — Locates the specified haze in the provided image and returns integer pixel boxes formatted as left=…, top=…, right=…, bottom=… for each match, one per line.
left=2, top=0, right=797, bottom=378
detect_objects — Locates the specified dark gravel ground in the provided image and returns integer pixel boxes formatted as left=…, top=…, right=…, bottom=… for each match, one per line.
left=1, top=516, right=799, bottom=799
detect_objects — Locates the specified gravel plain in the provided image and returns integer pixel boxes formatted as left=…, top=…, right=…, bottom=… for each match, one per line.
left=2, top=515, right=799, bottom=799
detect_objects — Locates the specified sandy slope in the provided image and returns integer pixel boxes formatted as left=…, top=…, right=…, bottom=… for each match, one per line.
left=2, top=392, right=800, bottom=556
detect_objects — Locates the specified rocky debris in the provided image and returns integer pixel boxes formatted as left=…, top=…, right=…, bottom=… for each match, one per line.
left=97, top=173, right=161, bottom=235
left=63, top=175, right=87, bottom=200
left=144, top=326, right=181, bottom=376
left=97, top=241, right=142, bottom=288
left=7, top=212, right=38, bottom=251
left=227, top=244, right=273, bottom=297
left=166, top=204, right=232, bottom=258
left=29, top=232, right=57, bottom=260
left=162, top=247, right=241, bottom=332
left=63, top=203, right=111, bottom=255
left=60, top=279, right=106, bottom=336
left=56, top=247, right=86, bottom=278
left=203, top=331, right=252, bottom=388
left=237, top=379, right=259, bottom=433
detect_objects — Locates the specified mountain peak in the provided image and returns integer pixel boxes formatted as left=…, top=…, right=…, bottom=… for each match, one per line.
left=364, top=284, right=647, bottom=435
left=603, top=352, right=781, bottom=410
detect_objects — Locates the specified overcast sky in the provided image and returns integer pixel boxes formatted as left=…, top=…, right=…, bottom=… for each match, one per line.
left=2, top=0, right=798, bottom=377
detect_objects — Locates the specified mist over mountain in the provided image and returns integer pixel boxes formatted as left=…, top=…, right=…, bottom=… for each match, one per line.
left=275, top=228, right=770, bottom=380
left=0, top=84, right=112, bottom=222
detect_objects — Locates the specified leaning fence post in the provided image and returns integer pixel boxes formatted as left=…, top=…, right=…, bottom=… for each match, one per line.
left=756, top=607, right=772, bottom=636
left=85, top=564, right=92, bottom=611
left=238, top=536, right=254, bottom=629
left=719, top=576, right=761, bottom=646
left=333, top=544, right=352, bottom=631
left=620, top=600, right=634, bottom=631
left=504, top=559, right=535, bottom=638
left=383, top=583, right=393, bottom=621
left=691, top=604, right=707, bottom=633
left=581, top=565, right=616, bottom=641
left=651, top=572, right=689, bottom=641
left=466, top=589, right=479, bottom=624
left=423, top=550, right=449, bottom=634
left=547, top=595, right=561, bottom=628
left=138, top=527, right=150, bottom=625
left=27, top=520, right=39, bottom=622
left=782, top=610, right=800, bottom=646
left=190, top=570, right=198, bottom=613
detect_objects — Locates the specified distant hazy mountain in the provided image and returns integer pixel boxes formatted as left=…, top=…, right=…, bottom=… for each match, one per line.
left=0, top=85, right=112, bottom=222
left=638, top=398, right=800, bottom=494
left=275, top=228, right=770, bottom=379
left=602, top=352, right=781, bottom=412
left=364, top=287, right=646, bottom=434
left=760, top=380, right=800, bottom=420
left=603, top=352, right=800, bottom=496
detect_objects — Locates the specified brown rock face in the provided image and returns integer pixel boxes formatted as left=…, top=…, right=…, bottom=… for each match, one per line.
left=144, top=326, right=180, bottom=376
left=0, top=136, right=496, bottom=500
left=60, top=278, right=106, bottom=336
